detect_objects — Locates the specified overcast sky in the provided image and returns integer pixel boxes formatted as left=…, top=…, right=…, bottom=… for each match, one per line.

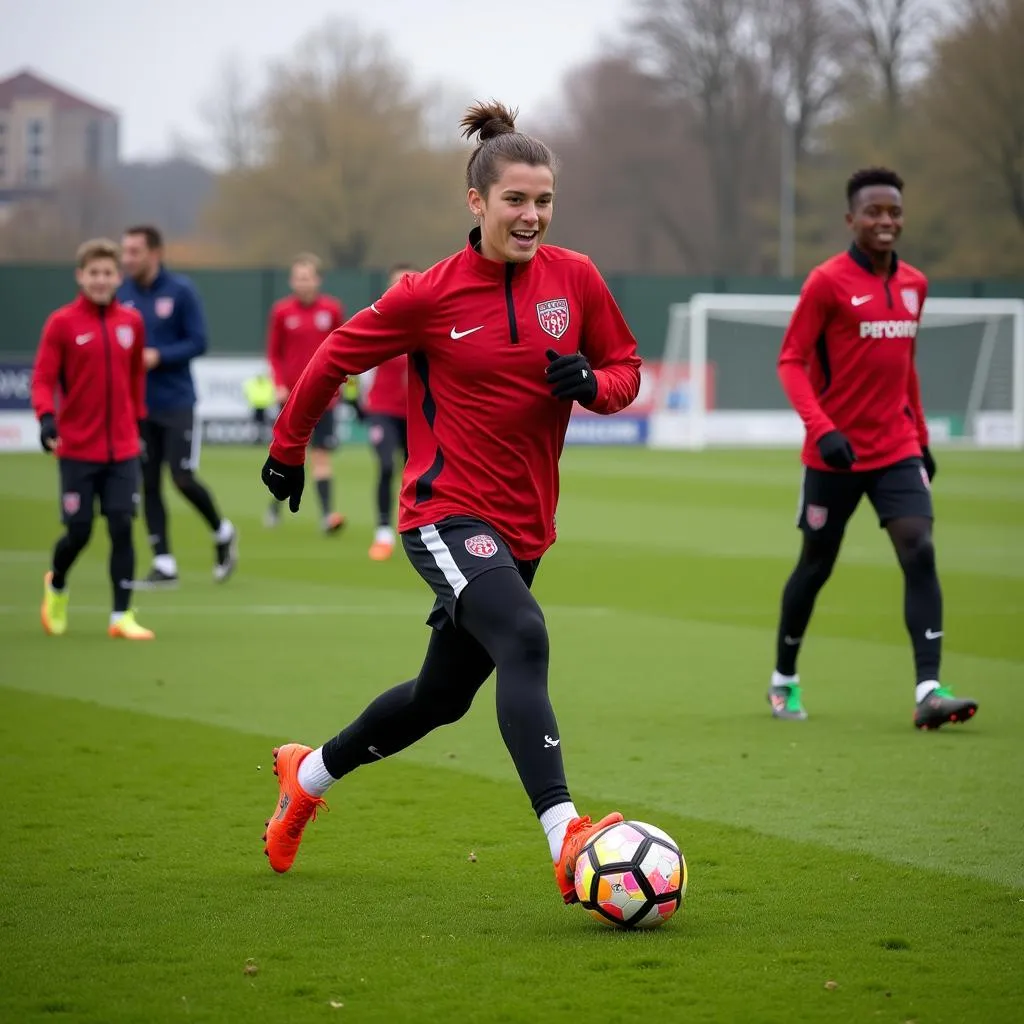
left=1, top=0, right=631, bottom=163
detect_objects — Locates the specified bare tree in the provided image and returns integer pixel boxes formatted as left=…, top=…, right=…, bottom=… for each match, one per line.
left=925, top=0, right=1024, bottom=232
left=832, top=0, right=941, bottom=110
left=202, top=19, right=467, bottom=268
left=630, top=0, right=781, bottom=271
left=202, top=56, right=263, bottom=171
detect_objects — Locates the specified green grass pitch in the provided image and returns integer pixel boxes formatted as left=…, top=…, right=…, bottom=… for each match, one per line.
left=1, top=445, right=1022, bottom=1024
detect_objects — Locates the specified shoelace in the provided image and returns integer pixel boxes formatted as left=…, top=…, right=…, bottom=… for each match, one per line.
left=284, top=795, right=329, bottom=838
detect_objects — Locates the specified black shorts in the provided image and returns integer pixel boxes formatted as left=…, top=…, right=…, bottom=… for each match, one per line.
left=368, top=414, right=408, bottom=462
left=402, top=516, right=540, bottom=629
left=796, top=457, right=933, bottom=538
left=58, top=458, right=140, bottom=526
left=142, top=408, right=199, bottom=474
left=310, top=408, right=338, bottom=451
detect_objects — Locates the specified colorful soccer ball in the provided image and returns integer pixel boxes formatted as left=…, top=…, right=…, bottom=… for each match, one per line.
left=574, top=820, right=686, bottom=929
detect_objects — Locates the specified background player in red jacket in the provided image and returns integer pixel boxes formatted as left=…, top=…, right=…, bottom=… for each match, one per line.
left=259, top=101, right=643, bottom=905
left=31, top=238, right=154, bottom=641
left=265, top=253, right=346, bottom=533
left=771, top=167, right=977, bottom=731
left=365, top=262, right=415, bottom=561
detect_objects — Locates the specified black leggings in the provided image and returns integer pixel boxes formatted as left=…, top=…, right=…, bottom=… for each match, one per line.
left=321, top=566, right=571, bottom=816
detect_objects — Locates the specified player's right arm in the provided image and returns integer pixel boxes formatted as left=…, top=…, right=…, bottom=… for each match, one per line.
left=270, top=275, right=425, bottom=465
left=30, top=311, right=65, bottom=453
left=777, top=269, right=838, bottom=444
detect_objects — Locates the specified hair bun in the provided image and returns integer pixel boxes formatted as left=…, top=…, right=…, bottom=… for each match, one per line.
left=460, top=100, right=519, bottom=142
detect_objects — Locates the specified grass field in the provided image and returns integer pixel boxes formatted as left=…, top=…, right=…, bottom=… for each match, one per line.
left=1, top=444, right=1022, bottom=1024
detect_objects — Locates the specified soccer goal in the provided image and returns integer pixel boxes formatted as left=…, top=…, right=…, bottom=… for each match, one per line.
left=647, top=294, right=1024, bottom=450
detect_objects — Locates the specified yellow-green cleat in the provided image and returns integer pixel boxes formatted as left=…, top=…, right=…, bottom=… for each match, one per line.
left=41, top=571, right=69, bottom=636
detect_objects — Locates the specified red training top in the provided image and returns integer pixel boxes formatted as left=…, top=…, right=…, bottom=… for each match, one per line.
left=365, top=355, right=409, bottom=419
left=271, top=230, right=642, bottom=559
left=267, top=294, right=346, bottom=397
left=31, top=295, right=147, bottom=463
left=778, top=244, right=930, bottom=471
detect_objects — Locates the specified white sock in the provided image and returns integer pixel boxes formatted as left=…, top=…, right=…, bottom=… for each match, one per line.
left=374, top=526, right=395, bottom=545
left=772, top=670, right=799, bottom=687
left=215, top=518, right=235, bottom=544
left=540, top=801, right=579, bottom=861
left=153, top=554, right=177, bottom=575
left=110, top=611, right=125, bottom=625
left=296, top=746, right=337, bottom=798
left=916, top=680, right=940, bottom=703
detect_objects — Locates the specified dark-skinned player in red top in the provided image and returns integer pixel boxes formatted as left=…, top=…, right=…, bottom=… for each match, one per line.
left=265, top=252, right=347, bottom=533
left=259, top=101, right=643, bottom=906
left=770, top=166, right=977, bottom=731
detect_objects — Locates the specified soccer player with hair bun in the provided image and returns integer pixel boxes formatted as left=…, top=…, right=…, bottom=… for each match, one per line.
left=260, top=100, right=642, bottom=905
left=770, top=166, right=977, bottom=731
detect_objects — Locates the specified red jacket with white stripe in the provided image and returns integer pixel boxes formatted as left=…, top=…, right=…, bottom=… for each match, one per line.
left=271, top=231, right=642, bottom=559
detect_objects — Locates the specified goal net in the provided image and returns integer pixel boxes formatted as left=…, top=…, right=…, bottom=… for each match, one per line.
left=648, top=294, right=1024, bottom=450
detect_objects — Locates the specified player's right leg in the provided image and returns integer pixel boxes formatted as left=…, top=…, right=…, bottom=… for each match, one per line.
left=311, top=410, right=345, bottom=534
left=368, top=416, right=399, bottom=560
left=769, top=467, right=861, bottom=719
left=42, top=459, right=98, bottom=636
left=263, top=621, right=495, bottom=873
left=138, top=417, right=178, bottom=588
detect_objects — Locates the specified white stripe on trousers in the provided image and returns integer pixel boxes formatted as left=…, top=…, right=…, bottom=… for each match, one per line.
left=418, top=524, right=469, bottom=599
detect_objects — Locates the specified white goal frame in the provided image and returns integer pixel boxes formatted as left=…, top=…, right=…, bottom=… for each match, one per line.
left=648, top=294, right=1024, bottom=450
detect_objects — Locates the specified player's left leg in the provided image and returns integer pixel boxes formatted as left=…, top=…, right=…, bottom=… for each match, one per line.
left=871, top=459, right=977, bottom=729
left=100, top=459, right=154, bottom=640
left=368, top=415, right=401, bottom=559
left=311, top=409, right=344, bottom=534
left=166, top=409, right=238, bottom=582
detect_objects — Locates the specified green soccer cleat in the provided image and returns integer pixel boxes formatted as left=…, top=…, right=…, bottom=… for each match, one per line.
left=41, top=572, right=69, bottom=636
left=767, top=681, right=808, bottom=721
left=913, top=687, right=978, bottom=731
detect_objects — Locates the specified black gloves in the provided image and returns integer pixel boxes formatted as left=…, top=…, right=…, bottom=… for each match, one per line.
left=261, top=455, right=304, bottom=513
left=545, top=348, right=598, bottom=406
left=921, top=446, right=937, bottom=482
left=39, top=413, right=58, bottom=453
left=817, top=430, right=857, bottom=470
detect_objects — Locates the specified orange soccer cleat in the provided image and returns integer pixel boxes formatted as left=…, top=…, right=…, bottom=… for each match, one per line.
left=368, top=539, right=394, bottom=561
left=108, top=610, right=155, bottom=640
left=323, top=512, right=346, bottom=535
left=553, top=812, right=624, bottom=904
left=263, top=743, right=328, bottom=873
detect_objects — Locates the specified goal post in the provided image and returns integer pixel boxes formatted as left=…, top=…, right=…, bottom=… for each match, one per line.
left=647, top=293, right=1024, bottom=450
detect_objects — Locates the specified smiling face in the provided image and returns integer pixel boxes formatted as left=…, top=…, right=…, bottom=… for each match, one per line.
left=847, top=184, right=903, bottom=256
left=75, top=256, right=121, bottom=305
left=468, top=161, right=555, bottom=264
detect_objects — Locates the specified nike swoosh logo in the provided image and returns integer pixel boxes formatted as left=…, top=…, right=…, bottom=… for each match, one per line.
left=783, top=636, right=802, bottom=646
left=370, top=303, right=381, bottom=314
left=924, top=629, right=943, bottom=640
left=75, top=333, right=93, bottom=345
left=543, top=734, right=560, bottom=748
left=266, top=468, right=285, bottom=479
left=851, top=295, right=872, bottom=306
left=450, top=325, right=484, bottom=340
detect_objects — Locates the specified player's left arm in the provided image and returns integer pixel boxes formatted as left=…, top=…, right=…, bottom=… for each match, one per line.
left=908, top=282, right=933, bottom=475
left=154, top=282, right=209, bottom=367
left=579, top=260, right=643, bottom=415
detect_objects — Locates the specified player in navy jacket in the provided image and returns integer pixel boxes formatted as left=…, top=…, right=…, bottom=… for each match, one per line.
left=770, top=167, right=977, bottom=731
left=259, top=101, right=642, bottom=906
left=118, top=225, right=237, bottom=588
